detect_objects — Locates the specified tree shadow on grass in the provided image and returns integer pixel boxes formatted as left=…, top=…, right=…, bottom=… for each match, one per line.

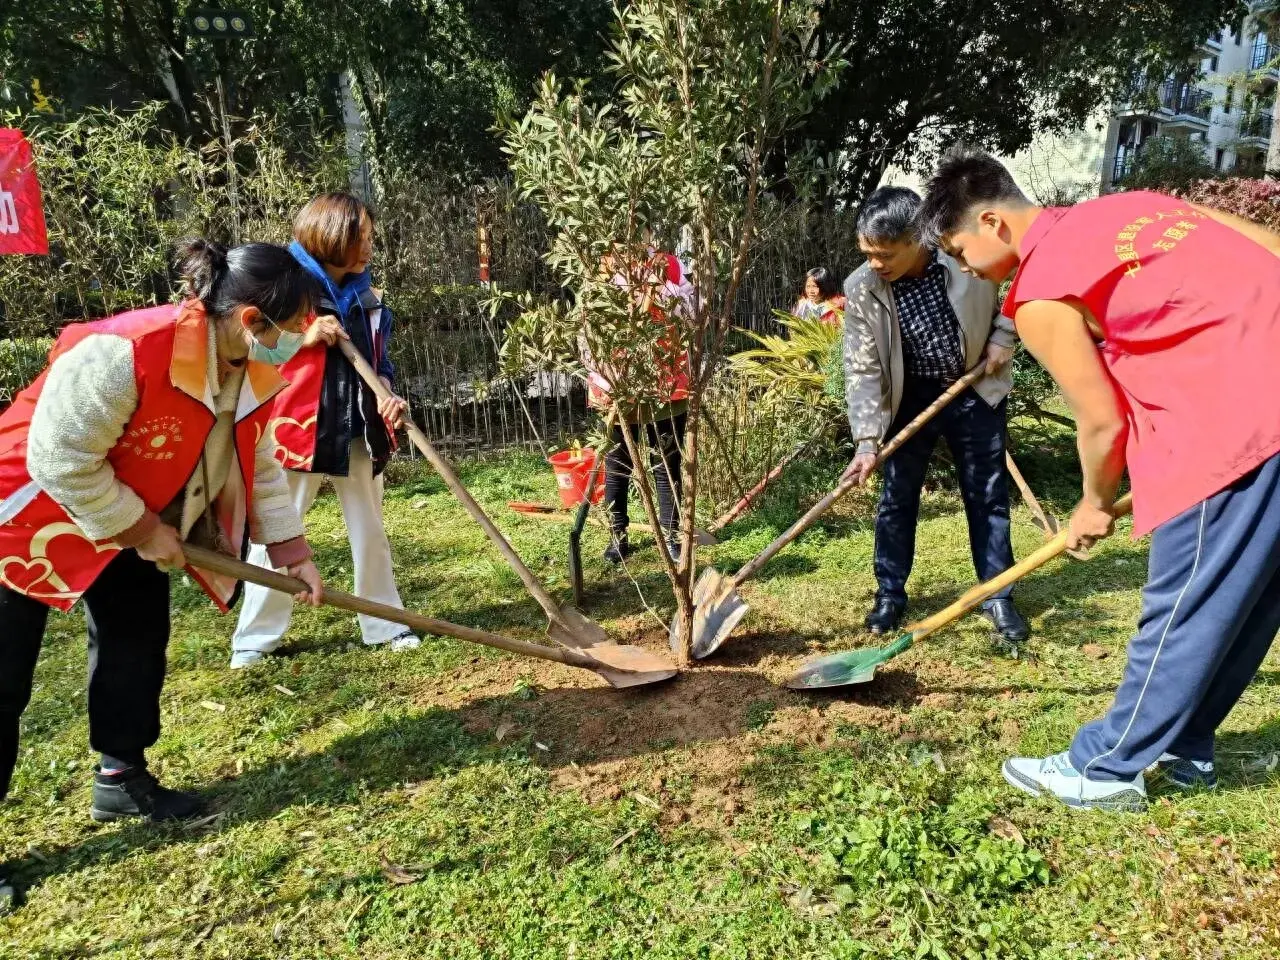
left=7, top=660, right=920, bottom=915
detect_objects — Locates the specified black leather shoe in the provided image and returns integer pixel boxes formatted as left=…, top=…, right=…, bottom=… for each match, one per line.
left=864, top=598, right=905, bottom=635
left=91, top=767, right=205, bottom=823
left=983, top=599, right=1030, bottom=643
left=603, top=534, right=632, bottom=565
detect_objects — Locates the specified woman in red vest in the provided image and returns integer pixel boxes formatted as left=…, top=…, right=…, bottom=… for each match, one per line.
left=0, top=240, right=333, bottom=902
left=584, top=243, right=693, bottom=563
left=921, top=148, right=1280, bottom=812
left=231, top=193, right=420, bottom=668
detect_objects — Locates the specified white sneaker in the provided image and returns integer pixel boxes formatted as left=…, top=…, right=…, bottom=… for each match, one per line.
left=1002, top=751, right=1147, bottom=811
left=229, top=649, right=268, bottom=670
left=388, top=631, right=421, bottom=652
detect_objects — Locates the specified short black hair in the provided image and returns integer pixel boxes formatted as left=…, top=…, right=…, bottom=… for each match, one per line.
left=805, top=267, right=839, bottom=299
left=918, top=146, right=1031, bottom=246
left=855, top=186, right=921, bottom=243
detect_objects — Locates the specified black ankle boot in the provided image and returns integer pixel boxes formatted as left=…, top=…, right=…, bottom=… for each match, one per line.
left=0, top=872, right=16, bottom=914
left=603, top=534, right=632, bottom=565
left=864, top=597, right=905, bottom=635
left=91, top=766, right=205, bottom=823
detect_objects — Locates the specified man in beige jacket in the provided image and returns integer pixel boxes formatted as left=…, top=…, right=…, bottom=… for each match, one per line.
left=842, top=186, right=1027, bottom=642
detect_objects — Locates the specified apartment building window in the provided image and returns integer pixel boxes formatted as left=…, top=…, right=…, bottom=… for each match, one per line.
left=1224, top=84, right=1233, bottom=114
left=1215, top=148, right=1225, bottom=170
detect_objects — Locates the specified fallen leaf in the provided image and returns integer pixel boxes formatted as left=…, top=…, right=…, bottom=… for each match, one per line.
left=273, top=684, right=296, bottom=697
left=1195, top=912, right=1210, bottom=929
left=494, top=722, right=515, bottom=743
left=1082, top=644, right=1109, bottom=660
left=412, top=499, right=430, bottom=510
left=535, top=742, right=550, bottom=752
left=988, top=817, right=1025, bottom=845
left=632, top=792, right=660, bottom=810
left=379, top=853, right=426, bottom=885
left=610, top=828, right=639, bottom=851
left=199, top=700, right=226, bottom=713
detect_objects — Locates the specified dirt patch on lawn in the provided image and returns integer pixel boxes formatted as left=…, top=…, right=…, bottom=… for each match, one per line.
left=397, top=622, right=976, bottom=831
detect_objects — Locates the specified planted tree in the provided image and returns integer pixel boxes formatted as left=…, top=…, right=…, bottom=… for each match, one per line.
left=500, top=0, right=842, bottom=662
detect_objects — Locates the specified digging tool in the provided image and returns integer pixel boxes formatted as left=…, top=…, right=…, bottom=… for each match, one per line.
left=183, top=545, right=677, bottom=689
left=706, top=439, right=811, bottom=536
left=568, top=423, right=612, bottom=609
left=338, top=339, right=607, bottom=649
left=1004, top=446, right=1088, bottom=561
left=676, top=365, right=986, bottom=660
left=784, top=493, right=1134, bottom=690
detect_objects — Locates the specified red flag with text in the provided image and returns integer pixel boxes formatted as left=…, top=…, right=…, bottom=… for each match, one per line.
left=0, top=129, right=48, bottom=255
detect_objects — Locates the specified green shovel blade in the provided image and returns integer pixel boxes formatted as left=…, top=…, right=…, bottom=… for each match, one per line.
left=784, top=633, right=915, bottom=690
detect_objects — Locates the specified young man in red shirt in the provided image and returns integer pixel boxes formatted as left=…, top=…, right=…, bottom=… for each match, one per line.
left=918, top=147, right=1280, bottom=811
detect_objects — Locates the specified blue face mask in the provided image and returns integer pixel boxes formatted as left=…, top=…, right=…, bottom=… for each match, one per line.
left=247, top=320, right=306, bottom=365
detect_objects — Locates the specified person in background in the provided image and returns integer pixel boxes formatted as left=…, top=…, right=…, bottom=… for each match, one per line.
left=0, top=240, right=330, bottom=907
left=231, top=193, right=420, bottom=669
left=842, top=186, right=1027, bottom=643
left=792, top=267, right=846, bottom=325
left=584, top=242, right=693, bottom=564
left=921, top=146, right=1280, bottom=811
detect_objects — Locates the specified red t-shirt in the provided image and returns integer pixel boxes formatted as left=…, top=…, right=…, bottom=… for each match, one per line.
left=1004, top=191, right=1280, bottom=537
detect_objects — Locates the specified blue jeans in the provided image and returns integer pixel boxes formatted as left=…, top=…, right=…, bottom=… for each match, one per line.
left=1069, top=450, right=1280, bottom=780
left=874, top=377, right=1014, bottom=607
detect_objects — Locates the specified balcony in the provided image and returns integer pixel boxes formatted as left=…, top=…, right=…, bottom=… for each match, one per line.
left=1121, top=79, right=1213, bottom=128
left=1157, top=81, right=1213, bottom=127
left=1240, top=111, right=1274, bottom=145
left=1253, top=35, right=1279, bottom=83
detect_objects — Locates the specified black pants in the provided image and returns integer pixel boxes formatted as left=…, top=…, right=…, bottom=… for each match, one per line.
left=604, top=413, right=687, bottom=536
left=874, top=377, right=1014, bottom=606
left=0, top=549, right=170, bottom=800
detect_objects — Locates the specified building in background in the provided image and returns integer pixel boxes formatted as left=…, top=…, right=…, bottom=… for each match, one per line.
left=1104, top=10, right=1277, bottom=190
left=881, top=5, right=1278, bottom=202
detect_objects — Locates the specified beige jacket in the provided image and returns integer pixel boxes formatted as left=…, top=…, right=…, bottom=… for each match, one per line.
left=841, top=252, right=1017, bottom=455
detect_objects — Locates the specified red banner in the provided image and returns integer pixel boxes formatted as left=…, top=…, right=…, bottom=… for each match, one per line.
left=0, top=129, right=48, bottom=255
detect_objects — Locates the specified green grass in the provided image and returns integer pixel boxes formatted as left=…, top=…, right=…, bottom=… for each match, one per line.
left=3, top=437, right=1280, bottom=958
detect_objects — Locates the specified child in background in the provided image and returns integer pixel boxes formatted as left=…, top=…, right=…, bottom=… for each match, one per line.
left=230, top=193, right=420, bottom=668
left=792, top=267, right=846, bottom=325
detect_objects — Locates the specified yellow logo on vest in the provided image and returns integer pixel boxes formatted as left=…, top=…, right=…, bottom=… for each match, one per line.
left=123, top=416, right=186, bottom=461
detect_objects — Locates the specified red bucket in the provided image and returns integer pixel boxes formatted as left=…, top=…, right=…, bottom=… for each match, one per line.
left=548, top=448, right=606, bottom=508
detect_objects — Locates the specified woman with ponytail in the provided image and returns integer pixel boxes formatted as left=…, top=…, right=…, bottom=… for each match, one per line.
left=0, top=240, right=337, bottom=902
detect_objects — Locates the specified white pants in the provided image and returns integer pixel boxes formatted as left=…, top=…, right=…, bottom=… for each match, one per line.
left=232, top=442, right=409, bottom=654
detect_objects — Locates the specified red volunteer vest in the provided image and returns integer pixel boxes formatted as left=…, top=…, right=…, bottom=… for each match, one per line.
left=1004, top=192, right=1280, bottom=537
left=0, top=302, right=288, bottom=611
left=588, top=252, right=692, bottom=409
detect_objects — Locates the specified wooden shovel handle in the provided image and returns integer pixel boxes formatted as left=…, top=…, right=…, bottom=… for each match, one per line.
left=907, top=493, right=1134, bottom=641
left=336, top=339, right=570, bottom=631
left=732, top=365, right=986, bottom=587
left=182, top=543, right=581, bottom=668
left=707, top=440, right=810, bottom=534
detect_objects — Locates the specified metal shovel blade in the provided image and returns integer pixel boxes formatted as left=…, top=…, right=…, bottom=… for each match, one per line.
left=784, top=634, right=915, bottom=690
left=667, top=567, right=750, bottom=659
left=579, top=644, right=680, bottom=689
left=547, top=605, right=611, bottom=649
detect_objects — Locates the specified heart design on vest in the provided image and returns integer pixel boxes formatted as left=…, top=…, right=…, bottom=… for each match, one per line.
left=0, top=555, right=54, bottom=594
left=28, top=522, right=120, bottom=595
left=266, top=415, right=316, bottom=470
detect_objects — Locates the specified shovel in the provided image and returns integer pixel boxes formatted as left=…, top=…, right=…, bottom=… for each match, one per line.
left=183, top=545, right=677, bottom=689
left=706, top=439, right=811, bottom=536
left=676, top=366, right=986, bottom=660
left=1005, top=446, right=1088, bottom=561
left=784, top=493, right=1133, bottom=689
left=338, top=339, right=608, bottom=650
